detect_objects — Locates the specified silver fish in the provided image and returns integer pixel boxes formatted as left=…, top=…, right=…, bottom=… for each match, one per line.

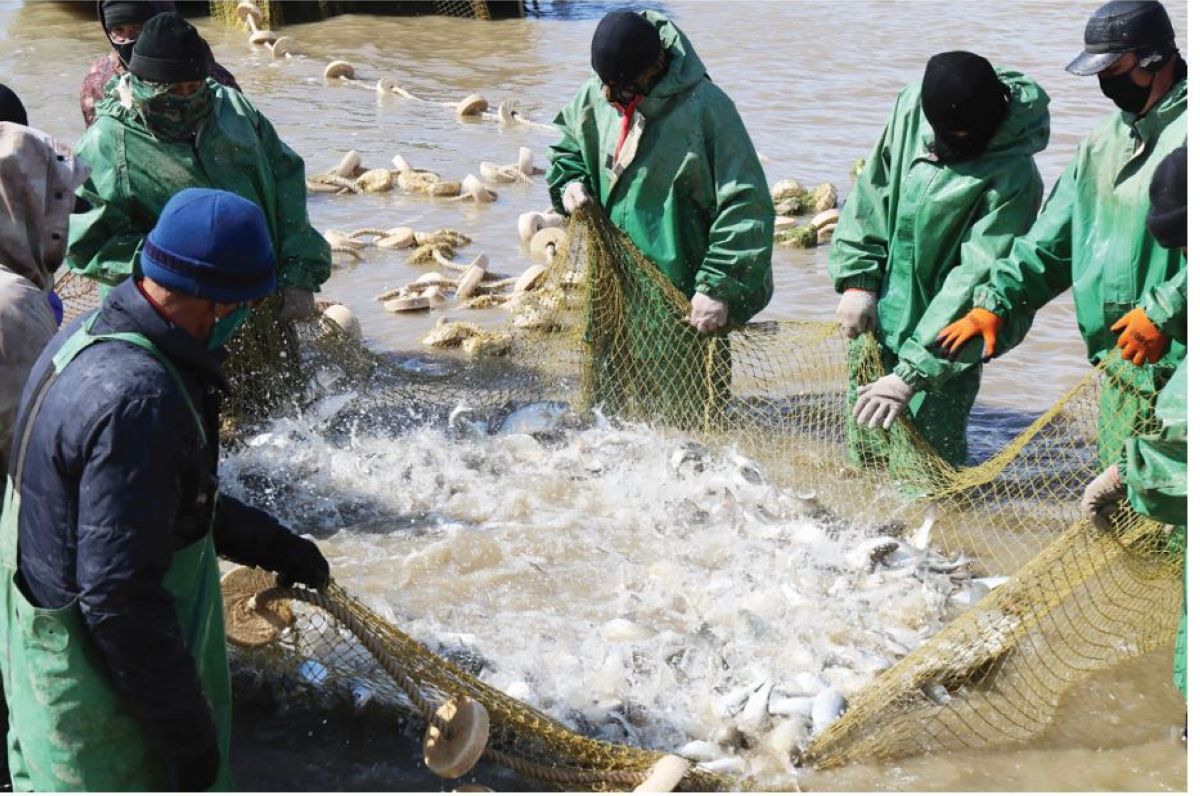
left=810, top=688, right=847, bottom=735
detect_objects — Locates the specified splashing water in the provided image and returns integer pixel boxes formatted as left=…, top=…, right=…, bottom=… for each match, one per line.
left=221, top=396, right=981, bottom=786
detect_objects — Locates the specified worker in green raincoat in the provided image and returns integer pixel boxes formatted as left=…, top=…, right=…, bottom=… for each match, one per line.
left=1, top=188, right=330, bottom=791
left=547, top=9, right=773, bottom=430
left=829, top=51, right=1050, bottom=467
left=1081, top=146, right=1186, bottom=712
left=938, top=0, right=1187, bottom=465
left=67, top=12, right=330, bottom=321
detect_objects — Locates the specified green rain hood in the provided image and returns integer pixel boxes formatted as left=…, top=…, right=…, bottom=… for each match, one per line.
left=67, top=77, right=330, bottom=292
left=547, top=11, right=773, bottom=324
left=829, top=67, right=1051, bottom=389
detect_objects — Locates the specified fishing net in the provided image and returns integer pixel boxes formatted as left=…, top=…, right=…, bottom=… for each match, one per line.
left=52, top=202, right=1183, bottom=788
left=208, top=1, right=494, bottom=25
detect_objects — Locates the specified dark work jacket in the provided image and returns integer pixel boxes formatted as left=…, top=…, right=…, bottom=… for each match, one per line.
left=10, top=279, right=293, bottom=758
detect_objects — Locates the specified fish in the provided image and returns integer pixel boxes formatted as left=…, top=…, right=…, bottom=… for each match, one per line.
left=677, top=739, right=723, bottom=762
left=700, top=756, right=746, bottom=776
left=910, top=504, right=941, bottom=551
left=448, top=402, right=488, bottom=439
left=810, top=688, right=846, bottom=735
left=296, top=658, right=329, bottom=686
left=767, top=694, right=814, bottom=719
left=495, top=400, right=573, bottom=435
left=736, top=681, right=773, bottom=733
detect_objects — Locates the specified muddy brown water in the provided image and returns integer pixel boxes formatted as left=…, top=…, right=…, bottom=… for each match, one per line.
left=0, top=0, right=1187, bottom=791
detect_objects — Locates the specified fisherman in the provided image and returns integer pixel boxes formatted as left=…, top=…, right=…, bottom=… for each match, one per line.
left=0, top=124, right=89, bottom=479
left=829, top=51, right=1050, bottom=466
left=546, top=9, right=772, bottom=428
left=0, top=121, right=89, bottom=794
left=937, top=0, right=1187, bottom=465
left=1080, top=146, right=1187, bottom=715
left=0, top=188, right=331, bottom=791
left=69, top=12, right=329, bottom=322
left=79, top=0, right=240, bottom=128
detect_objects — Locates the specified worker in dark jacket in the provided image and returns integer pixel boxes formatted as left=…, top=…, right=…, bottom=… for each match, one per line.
left=0, top=188, right=329, bottom=791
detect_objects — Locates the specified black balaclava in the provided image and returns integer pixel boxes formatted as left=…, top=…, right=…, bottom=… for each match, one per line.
left=591, top=11, right=662, bottom=91
left=921, top=51, right=1011, bottom=162
left=100, top=0, right=160, bottom=67
left=1146, top=146, right=1186, bottom=249
left=128, top=12, right=208, bottom=84
left=0, top=83, right=28, bottom=126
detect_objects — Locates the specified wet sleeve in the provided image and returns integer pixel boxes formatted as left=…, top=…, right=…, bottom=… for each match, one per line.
left=1140, top=266, right=1187, bottom=343
left=213, top=494, right=295, bottom=570
left=827, top=100, right=895, bottom=294
left=547, top=86, right=594, bottom=217
left=972, top=149, right=1078, bottom=318
left=894, top=162, right=1043, bottom=390
left=1121, top=360, right=1188, bottom=525
left=693, top=98, right=774, bottom=323
left=255, top=109, right=332, bottom=293
left=75, top=394, right=218, bottom=760
left=66, top=128, right=146, bottom=287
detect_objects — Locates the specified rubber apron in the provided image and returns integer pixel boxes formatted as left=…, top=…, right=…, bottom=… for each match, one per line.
left=0, top=314, right=232, bottom=791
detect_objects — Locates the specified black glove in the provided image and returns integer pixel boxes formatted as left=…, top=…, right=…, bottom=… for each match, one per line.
left=175, top=744, right=220, bottom=792
left=275, top=533, right=330, bottom=590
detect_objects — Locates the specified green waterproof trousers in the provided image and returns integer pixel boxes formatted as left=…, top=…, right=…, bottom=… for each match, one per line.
left=0, top=318, right=232, bottom=791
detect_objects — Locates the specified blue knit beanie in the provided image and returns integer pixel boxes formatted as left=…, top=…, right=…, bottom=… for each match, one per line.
left=141, top=188, right=276, bottom=303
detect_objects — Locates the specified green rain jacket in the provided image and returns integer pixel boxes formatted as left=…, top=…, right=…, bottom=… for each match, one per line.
left=547, top=11, right=773, bottom=324
left=973, top=74, right=1188, bottom=368
left=1122, top=357, right=1187, bottom=525
left=829, top=68, right=1050, bottom=390
left=68, top=78, right=330, bottom=292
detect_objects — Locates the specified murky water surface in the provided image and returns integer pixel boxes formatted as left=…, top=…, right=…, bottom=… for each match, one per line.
left=0, top=0, right=1186, bottom=790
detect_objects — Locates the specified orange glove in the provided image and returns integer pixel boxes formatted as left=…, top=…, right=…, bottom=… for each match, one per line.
left=1111, top=307, right=1168, bottom=366
left=935, top=308, right=1003, bottom=358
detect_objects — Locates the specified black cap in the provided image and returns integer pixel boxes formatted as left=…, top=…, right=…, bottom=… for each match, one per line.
left=101, top=0, right=158, bottom=29
left=1146, top=146, right=1186, bottom=248
left=591, top=10, right=661, bottom=87
left=0, top=83, right=28, bottom=126
left=1066, top=0, right=1175, bottom=76
left=921, top=52, right=1009, bottom=136
left=128, top=12, right=207, bottom=83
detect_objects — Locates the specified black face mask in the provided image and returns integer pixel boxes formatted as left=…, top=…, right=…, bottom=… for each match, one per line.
left=1099, top=70, right=1154, bottom=114
left=931, top=129, right=992, bottom=162
left=113, top=40, right=134, bottom=67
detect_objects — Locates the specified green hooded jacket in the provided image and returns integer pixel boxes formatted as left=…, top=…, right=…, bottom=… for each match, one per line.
left=547, top=11, right=773, bottom=324
left=829, top=67, right=1051, bottom=390
left=68, top=78, right=331, bottom=292
left=973, top=74, right=1187, bottom=369
left=1122, top=357, right=1187, bottom=525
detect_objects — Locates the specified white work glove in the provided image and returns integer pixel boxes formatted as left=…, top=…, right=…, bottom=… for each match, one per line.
left=279, top=285, right=318, bottom=321
left=853, top=373, right=915, bottom=430
left=561, top=181, right=591, bottom=214
left=689, top=292, right=729, bottom=334
left=1080, top=465, right=1124, bottom=533
left=835, top=289, right=877, bottom=339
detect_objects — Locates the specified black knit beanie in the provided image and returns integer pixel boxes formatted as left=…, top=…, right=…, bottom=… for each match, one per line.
left=0, top=83, right=27, bottom=126
left=128, top=12, right=207, bottom=83
left=102, top=0, right=157, bottom=29
left=591, top=11, right=662, bottom=87
left=921, top=51, right=1010, bottom=152
left=1147, top=146, right=1186, bottom=249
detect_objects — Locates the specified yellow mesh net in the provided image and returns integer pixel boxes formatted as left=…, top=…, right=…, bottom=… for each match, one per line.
left=208, top=1, right=493, bottom=25
left=52, top=203, right=1183, bottom=788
